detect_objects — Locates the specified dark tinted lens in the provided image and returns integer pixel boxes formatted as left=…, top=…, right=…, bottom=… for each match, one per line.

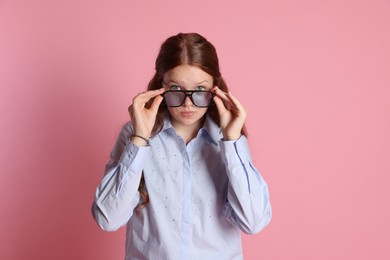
left=192, top=92, right=213, bottom=107
left=164, top=91, right=185, bottom=107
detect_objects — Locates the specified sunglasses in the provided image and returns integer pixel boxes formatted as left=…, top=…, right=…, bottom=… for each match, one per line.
left=162, top=90, right=215, bottom=108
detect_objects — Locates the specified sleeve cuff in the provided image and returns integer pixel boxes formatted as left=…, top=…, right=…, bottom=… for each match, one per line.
left=219, top=135, right=252, bottom=166
left=118, top=141, right=150, bottom=174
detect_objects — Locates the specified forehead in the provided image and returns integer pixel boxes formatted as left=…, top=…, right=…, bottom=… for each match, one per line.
left=163, top=65, right=213, bottom=86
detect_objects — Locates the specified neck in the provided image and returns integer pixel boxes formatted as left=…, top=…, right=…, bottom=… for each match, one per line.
left=172, top=118, right=205, bottom=145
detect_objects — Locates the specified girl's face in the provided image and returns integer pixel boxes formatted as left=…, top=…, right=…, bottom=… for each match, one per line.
left=162, top=64, right=213, bottom=132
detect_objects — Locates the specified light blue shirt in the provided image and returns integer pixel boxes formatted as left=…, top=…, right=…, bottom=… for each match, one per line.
left=92, top=113, right=272, bottom=260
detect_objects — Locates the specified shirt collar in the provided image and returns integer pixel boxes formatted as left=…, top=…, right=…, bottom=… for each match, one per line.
left=158, top=110, right=221, bottom=145
left=160, top=110, right=174, bottom=133
left=201, top=113, right=222, bottom=145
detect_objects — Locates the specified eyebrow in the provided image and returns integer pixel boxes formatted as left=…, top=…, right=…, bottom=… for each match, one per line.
left=194, top=80, right=210, bottom=85
left=163, top=80, right=210, bottom=86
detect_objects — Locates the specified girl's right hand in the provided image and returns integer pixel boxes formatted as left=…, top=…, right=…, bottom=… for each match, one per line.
left=128, top=88, right=165, bottom=143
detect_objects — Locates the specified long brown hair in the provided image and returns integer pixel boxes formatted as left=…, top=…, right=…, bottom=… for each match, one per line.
left=136, top=32, right=246, bottom=214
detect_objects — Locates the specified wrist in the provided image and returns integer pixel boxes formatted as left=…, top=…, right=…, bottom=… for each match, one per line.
left=130, top=134, right=150, bottom=146
left=223, top=136, right=240, bottom=141
left=223, top=131, right=241, bottom=141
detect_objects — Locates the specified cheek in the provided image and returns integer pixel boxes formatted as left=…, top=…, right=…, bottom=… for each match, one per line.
left=167, top=107, right=180, bottom=117
left=199, top=108, right=208, bottom=114
left=167, top=107, right=177, bottom=113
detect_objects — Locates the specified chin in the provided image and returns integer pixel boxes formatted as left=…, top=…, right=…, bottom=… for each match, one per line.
left=179, top=117, right=202, bottom=126
left=169, top=108, right=207, bottom=128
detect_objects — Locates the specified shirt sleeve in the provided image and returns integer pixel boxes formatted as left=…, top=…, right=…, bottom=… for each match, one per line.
left=91, top=123, right=150, bottom=231
left=219, top=135, right=272, bottom=234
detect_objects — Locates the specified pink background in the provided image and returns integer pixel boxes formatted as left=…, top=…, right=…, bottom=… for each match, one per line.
left=1, top=0, right=389, bottom=259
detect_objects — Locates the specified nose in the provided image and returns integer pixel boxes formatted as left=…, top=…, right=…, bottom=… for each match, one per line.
left=183, top=95, right=194, bottom=107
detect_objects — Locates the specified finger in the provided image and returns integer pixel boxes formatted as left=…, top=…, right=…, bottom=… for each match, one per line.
left=214, top=88, right=242, bottom=110
left=149, top=94, right=164, bottom=112
left=214, top=87, right=235, bottom=110
left=134, top=88, right=165, bottom=104
left=226, top=91, right=247, bottom=117
left=226, top=91, right=244, bottom=111
left=213, top=87, right=229, bottom=100
left=213, top=95, right=228, bottom=116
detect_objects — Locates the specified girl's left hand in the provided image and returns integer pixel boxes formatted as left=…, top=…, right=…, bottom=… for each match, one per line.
left=212, top=86, right=247, bottom=140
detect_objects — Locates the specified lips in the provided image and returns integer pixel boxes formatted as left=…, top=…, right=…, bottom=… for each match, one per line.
left=181, top=111, right=195, bottom=117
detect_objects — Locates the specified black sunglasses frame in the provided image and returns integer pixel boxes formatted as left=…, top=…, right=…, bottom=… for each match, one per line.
left=162, top=90, right=215, bottom=108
